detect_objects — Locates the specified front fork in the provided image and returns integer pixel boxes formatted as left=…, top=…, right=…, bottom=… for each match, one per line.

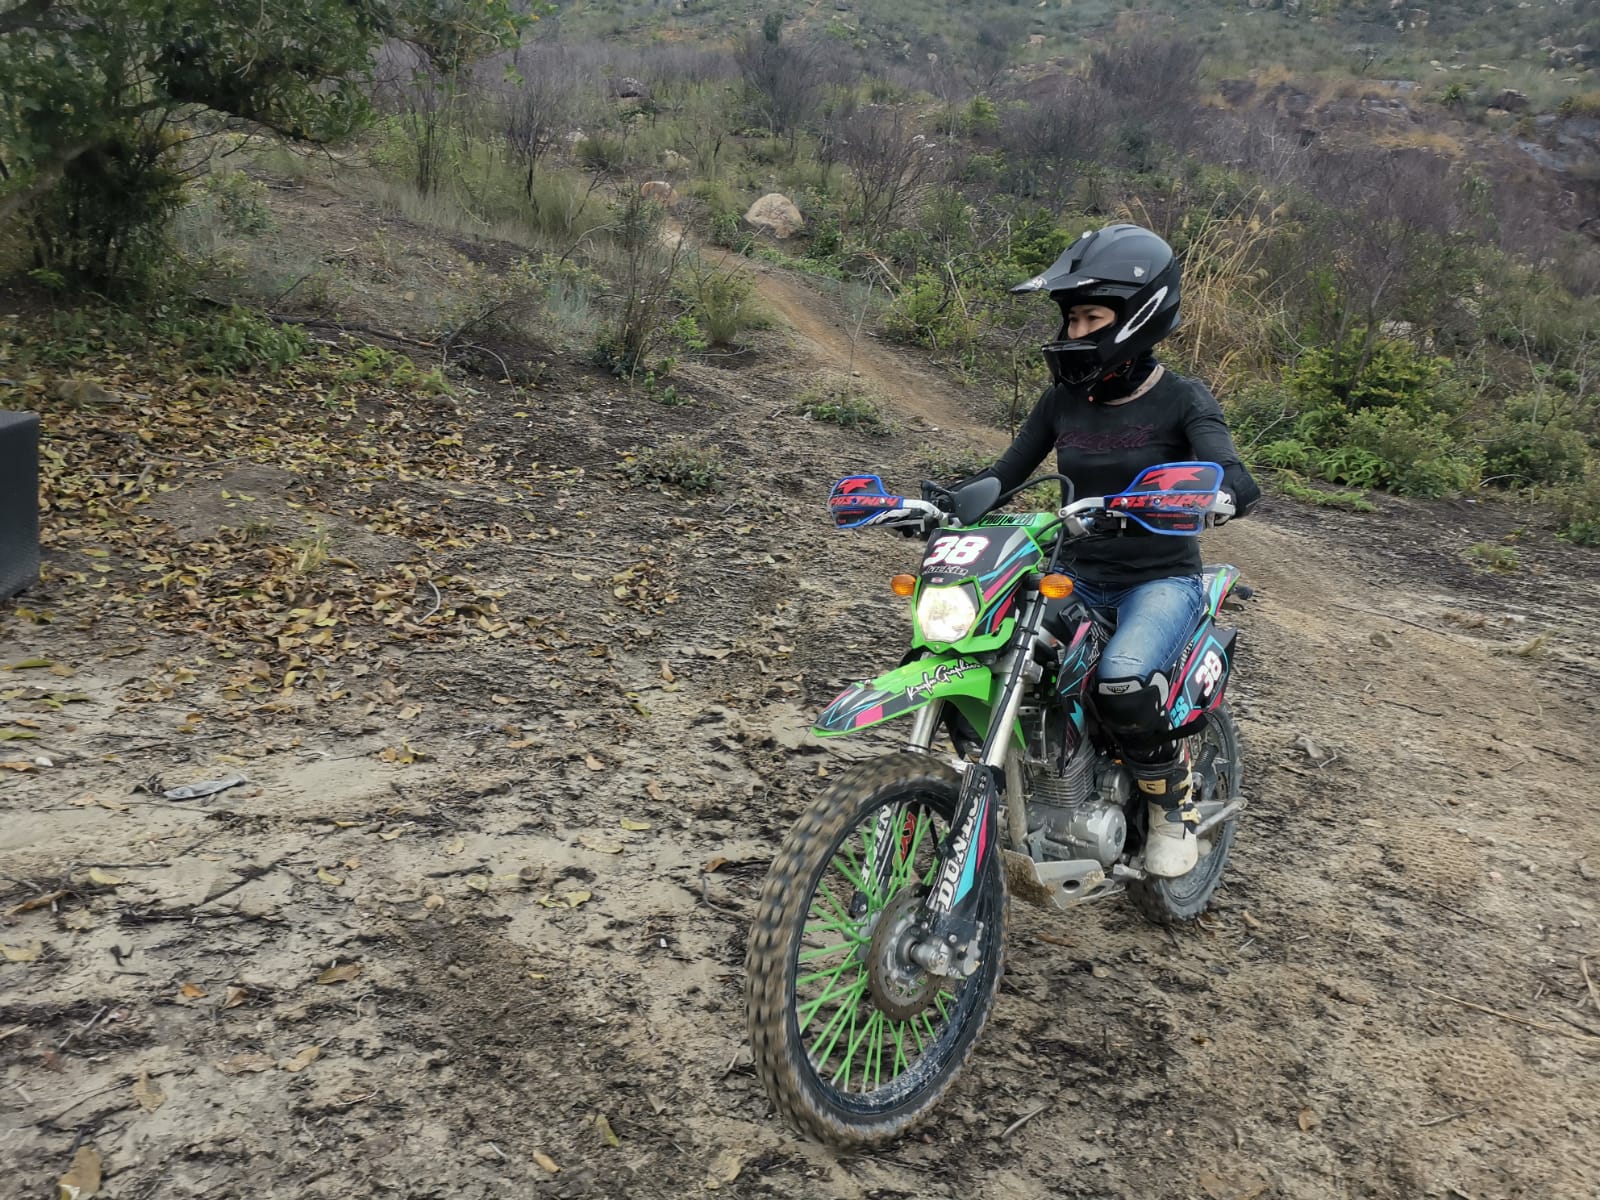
left=910, top=594, right=1045, bottom=978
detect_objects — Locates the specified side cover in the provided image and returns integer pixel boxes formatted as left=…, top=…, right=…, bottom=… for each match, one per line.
left=1167, top=623, right=1236, bottom=729
left=814, top=654, right=1003, bottom=741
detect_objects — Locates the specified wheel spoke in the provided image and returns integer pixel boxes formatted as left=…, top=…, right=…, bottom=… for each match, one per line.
left=889, top=1017, right=909, bottom=1078
left=833, top=1000, right=863, bottom=1089
left=813, top=882, right=857, bottom=931
left=807, top=977, right=865, bottom=1063
left=831, top=849, right=871, bottom=900
left=796, top=956, right=858, bottom=989
left=797, top=939, right=856, bottom=963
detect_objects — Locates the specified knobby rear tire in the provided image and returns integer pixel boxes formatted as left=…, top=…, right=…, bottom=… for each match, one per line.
left=745, top=752, right=1007, bottom=1147
left=1129, top=701, right=1243, bottom=925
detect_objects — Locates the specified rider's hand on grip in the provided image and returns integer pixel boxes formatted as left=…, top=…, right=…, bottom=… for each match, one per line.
left=1208, top=491, right=1236, bottom=526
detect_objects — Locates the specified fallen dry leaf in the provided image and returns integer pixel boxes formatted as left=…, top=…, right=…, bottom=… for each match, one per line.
left=222, top=986, right=249, bottom=1009
left=217, top=1052, right=274, bottom=1074
left=532, top=1151, right=560, bottom=1175
left=4, top=656, right=54, bottom=671
left=398, top=704, right=422, bottom=720
left=465, top=874, right=490, bottom=893
left=377, top=827, right=404, bottom=841
left=1298, top=1106, right=1321, bottom=1132
left=1, top=942, right=43, bottom=963
left=702, top=856, right=729, bottom=874
left=57, top=1144, right=101, bottom=1200
left=132, top=1070, right=165, bottom=1113
left=423, top=894, right=445, bottom=909
left=5, top=889, right=66, bottom=916
left=704, top=1148, right=744, bottom=1190
left=316, top=868, right=344, bottom=886
left=584, top=753, right=604, bottom=771
left=317, top=962, right=363, bottom=986
left=564, top=890, right=592, bottom=908
left=579, top=835, right=623, bottom=855
left=280, top=1045, right=320, bottom=1073
left=645, top=780, right=663, bottom=801
left=180, top=982, right=207, bottom=999
left=594, top=1113, right=621, bottom=1147
left=85, top=868, right=124, bottom=886
left=659, top=661, right=675, bottom=683
left=445, top=836, right=465, bottom=855
left=619, top=818, right=651, bottom=832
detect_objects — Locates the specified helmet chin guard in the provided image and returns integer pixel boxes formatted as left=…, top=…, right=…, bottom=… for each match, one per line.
left=1013, top=224, right=1182, bottom=388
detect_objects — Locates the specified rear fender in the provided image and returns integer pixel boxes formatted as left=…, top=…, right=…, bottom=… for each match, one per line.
left=813, top=654, right=1020, bottom=747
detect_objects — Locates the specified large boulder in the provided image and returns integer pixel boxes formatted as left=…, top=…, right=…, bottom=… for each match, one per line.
left=640, top=180, right=680, bottom=207
left=744, top=193, right=804, bottom=239
left=1494, top=88, right=1530, bottom=112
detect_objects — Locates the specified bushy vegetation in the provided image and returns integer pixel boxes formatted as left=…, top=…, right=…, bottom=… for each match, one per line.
left=621, top=440, right=725, bottom=493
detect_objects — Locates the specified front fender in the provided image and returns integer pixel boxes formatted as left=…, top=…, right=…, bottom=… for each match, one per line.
left=813, top=654, right=1013, bottom=743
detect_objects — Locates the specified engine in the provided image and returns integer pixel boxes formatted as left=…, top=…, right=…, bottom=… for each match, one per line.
left=1020, top=702, right=1131, bottom=868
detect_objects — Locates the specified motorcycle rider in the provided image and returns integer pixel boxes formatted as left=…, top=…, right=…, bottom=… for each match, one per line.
left=951, top=223, right=1260, bottom=878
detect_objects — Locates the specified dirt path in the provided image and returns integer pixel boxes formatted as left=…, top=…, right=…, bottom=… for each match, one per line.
left=3, top=215, right=1600, bottom=1200
left=703, top=243, right=1007, bottom=448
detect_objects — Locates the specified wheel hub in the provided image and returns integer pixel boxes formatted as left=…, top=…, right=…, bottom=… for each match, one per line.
left=865, top=890, right=941, bottom=1021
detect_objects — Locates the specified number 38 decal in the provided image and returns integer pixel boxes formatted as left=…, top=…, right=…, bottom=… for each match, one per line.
left=925, top=534, right=989, bottom=567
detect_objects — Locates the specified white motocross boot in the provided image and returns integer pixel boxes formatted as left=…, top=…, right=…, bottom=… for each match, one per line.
left=1135, top=752, right=1200, bottom=878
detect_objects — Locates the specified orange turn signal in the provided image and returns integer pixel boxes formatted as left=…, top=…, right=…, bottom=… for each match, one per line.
left=1038, top=573, right=1074, bottom=600
left=890, top=574, right=917, bottom=597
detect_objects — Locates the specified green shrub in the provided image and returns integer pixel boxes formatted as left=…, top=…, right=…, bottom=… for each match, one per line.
left=1275, top=472, right=1379, bottom=512
left=1253, top=439, right=1313, bottom=472
left=28, top=124, right=188, bottom=295
left=1288, top=336, right=1451, bottom=420
left=1343, top=408, right=1480, bottom=498
left=684, top=263, right=763, bottom=345
left=1220, top=382, right=1294, bottom=448
left=1540, top=469, right=1600, bottom=546
left=1477, top=407, right=1591, bottom=488
left=23, top=303, right=307, bottom=374
left=621, top=440, right=724, bottom=492
left=1464, top=542, right=1521, bottom=573
left=884, top=271, right=977, bottom=352
left=799, top=388, right=885, bottom=431
left=916, top=442, right=990, bottom=483
left=962, top=96, right=1000, bottom=138
left=1317, top=444, right=1386, bottom=490
left=576, top=132, right=631, bottom=174
left=196, top=170, right=274, bottom=234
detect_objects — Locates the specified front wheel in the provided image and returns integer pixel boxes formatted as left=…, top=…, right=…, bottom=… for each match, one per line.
left=1129, top=701, right=1243, bottom=925
left=745, top=752, right=1007, bottom=1147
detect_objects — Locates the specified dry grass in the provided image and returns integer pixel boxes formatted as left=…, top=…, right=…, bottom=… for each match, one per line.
left=1374, top=129, right=1466, bottom=158
left=1123, top=192, right=1288, bottom=396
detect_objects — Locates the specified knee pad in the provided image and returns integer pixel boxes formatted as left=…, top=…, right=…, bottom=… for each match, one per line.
left=1095, top=671, right=1176, bottom=760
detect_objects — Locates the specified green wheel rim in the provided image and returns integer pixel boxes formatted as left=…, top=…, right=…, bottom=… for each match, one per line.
left=791, top=799, right=969, bottom=1104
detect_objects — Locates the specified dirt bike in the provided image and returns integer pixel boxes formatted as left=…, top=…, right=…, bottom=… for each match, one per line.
left=744, top=462, right=1251, bottom=1146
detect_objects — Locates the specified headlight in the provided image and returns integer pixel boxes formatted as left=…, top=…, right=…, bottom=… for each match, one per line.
left=917, top=584, right=979, bottom=644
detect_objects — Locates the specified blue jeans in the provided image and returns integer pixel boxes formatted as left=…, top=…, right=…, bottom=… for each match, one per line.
left=1074, top=574, right=1204, bottom=686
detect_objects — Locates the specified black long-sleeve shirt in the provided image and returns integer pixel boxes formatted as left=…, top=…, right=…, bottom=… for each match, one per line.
left=991, top=366, right=1260, bottom=587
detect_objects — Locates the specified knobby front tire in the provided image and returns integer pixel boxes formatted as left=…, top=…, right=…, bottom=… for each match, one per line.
left=745, top=752, right=1007, bottom=1147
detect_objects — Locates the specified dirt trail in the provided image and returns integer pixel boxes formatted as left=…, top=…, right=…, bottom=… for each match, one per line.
left=3, top=210, right=1599, bottom=1200
left=707, top=245, right=1006, bottom=448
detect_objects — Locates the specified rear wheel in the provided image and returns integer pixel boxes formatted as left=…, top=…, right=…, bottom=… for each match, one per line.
left=745, top=752, right=1006, bottom=1147
left=1129, top=702, right=1242, bottom=924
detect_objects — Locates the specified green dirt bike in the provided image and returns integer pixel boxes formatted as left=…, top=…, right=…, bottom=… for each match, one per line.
left=744, top=463, right=1251, bottom=1146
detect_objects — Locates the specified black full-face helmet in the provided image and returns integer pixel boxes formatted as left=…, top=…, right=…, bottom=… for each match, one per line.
left=1011, top=223, right=1182, bottom=389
